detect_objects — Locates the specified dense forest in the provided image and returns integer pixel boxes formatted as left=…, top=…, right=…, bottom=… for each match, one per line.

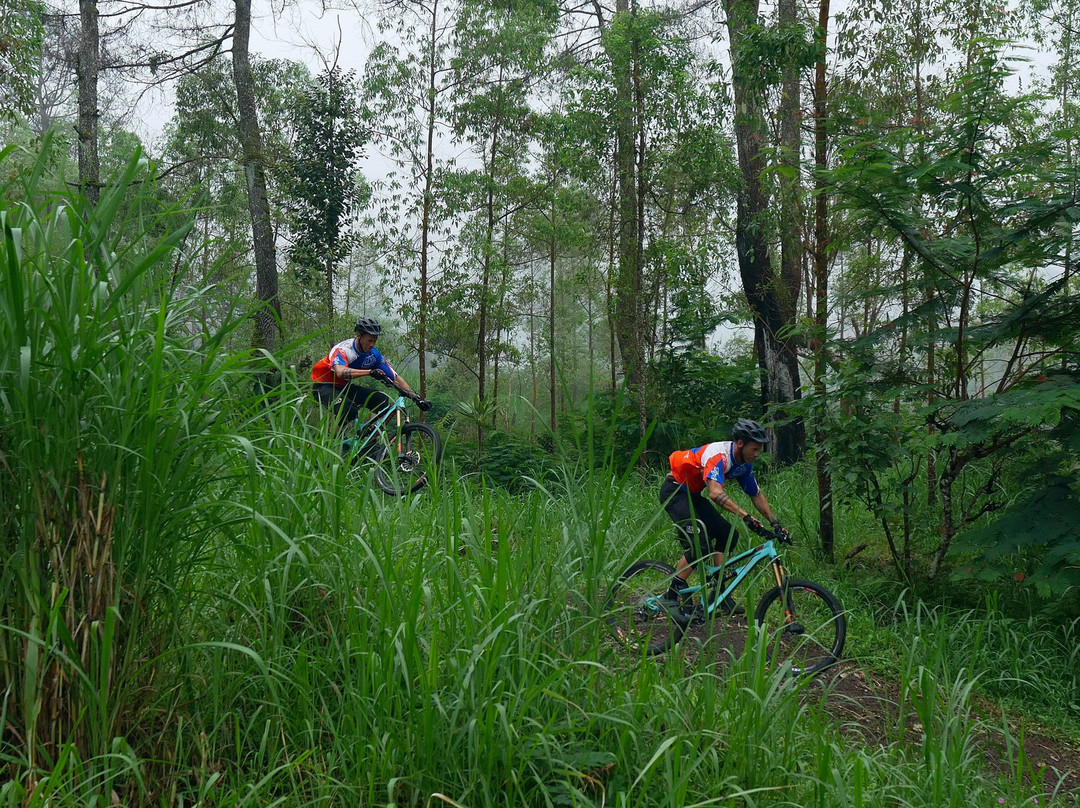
left=2, top=0, right=1079, bottom=804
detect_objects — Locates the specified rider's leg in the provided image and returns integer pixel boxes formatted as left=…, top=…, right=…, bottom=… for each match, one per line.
left=660, top=478, right=708, bottom=599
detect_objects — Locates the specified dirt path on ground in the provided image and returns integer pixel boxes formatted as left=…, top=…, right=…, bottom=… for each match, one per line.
left=673, top=617, right=1080, bottom=797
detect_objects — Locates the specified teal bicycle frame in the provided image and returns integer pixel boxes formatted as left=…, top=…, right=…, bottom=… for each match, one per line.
left=671, top=538, right=788, bottom=618
left=341, top=391, right=413, bottom=460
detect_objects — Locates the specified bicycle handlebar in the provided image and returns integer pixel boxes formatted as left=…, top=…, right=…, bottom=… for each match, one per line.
left=373, top=373, right=425, bottom=406
left=752, top=522, right=792, bottom=545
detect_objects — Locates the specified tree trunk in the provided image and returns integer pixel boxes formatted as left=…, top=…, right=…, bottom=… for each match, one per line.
left=77, top=0, right=100, bottom=206
left=325, top=252, right=334, bottom=325
left=549, top=193, right=557, bottom=431
left=476, top=110, right=502, bottom=447
left=233, top=0, right=280, bottom=354
left=725, top=0, right=805, bottom=463
left=612, top=0, right=646, bottom=435
left=417, top=0, right=439, bottom=402
left=812, top=0, right=833, bottom=560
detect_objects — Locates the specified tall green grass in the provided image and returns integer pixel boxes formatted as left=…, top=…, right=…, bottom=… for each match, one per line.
left=2, top=140, right=1077, bottom=806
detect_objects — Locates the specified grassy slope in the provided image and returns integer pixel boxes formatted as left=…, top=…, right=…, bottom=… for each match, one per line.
left=153, top=415, right=1080, bottom=807
left=2, top=146, right=1078, bottom=808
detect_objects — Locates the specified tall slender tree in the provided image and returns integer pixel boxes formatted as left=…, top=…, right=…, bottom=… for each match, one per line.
left=723, top=0, right=807, bottom=463
left=232, top=0, right=279, bottom=353
left=363, top=0, right=458, bottom=401
left=286, top=65, right=368, bottom=326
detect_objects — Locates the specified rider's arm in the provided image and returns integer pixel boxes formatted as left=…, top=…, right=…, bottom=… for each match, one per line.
left=379, top=360, right=416, bottom=395
left=706, top=479, right=750, bottom=519
left=332, top=363, right=380, bottom=381
left=750, top=491, right=776, bottom=523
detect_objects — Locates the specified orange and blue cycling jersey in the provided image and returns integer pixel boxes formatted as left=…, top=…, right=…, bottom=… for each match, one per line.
left=668, top=441, right=759, bottom=497
left=311, top=338, right=398, bottom=387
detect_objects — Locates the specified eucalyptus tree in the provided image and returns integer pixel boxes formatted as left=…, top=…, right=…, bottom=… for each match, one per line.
left=231, top=0, right=278, bottom=353
left=811, top=0, right=835, bottom=558
left=722, top=0, right=811, bottom=463
left=515, top=142, right=610, bottom=428
left=77, top=0, right=101, bottom=203
left=555, top=6, right=736, bottom=441
left=162, top=57, right=311, bottom=334
left=285, top=65, right=369, bottom=327
left=361, top=0, right=460, bottom=400
left=447, top=0, right=558, bottom=435
left=1029, top=0, right=1080, bottom=291
left=610, top=0, right=646, bottom=437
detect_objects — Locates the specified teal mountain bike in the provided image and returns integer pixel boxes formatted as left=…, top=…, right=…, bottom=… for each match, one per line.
left=605, top=524, right=846, bottom=676
left=341, top=378, right=442, bottom=496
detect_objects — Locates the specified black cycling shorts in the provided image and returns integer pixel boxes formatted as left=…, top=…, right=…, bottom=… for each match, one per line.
left=659, top=476, right=739, bottom=566
left=312, top=383, right=390, bottom=423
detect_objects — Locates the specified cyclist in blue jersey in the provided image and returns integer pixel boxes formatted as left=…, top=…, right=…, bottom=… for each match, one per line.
left=311, top=317, right=430, bottom=429
left=659, top=418, right=789, bottom=617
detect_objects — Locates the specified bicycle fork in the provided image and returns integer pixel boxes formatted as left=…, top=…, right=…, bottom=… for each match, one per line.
left=770, top=558, right=805, bottom=634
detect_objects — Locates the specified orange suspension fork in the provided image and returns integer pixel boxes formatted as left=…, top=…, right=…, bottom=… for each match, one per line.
left=772, top=560, right=794, bottom=623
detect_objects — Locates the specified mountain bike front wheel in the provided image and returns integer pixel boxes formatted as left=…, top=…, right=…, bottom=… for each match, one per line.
left=373, top=423, right=442, bottom=495
left=603, top=560, right=686, bottom=656
left=753, top=579, right=846, bottom=676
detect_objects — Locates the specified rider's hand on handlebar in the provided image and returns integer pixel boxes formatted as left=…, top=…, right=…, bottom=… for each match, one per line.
left=771, top=518, right=793, bottom=544
left=417, top=398, right=432, bottom=412
left=369, top=369, right=387, bottom=382
left=743, top=513, right=765, bottom=535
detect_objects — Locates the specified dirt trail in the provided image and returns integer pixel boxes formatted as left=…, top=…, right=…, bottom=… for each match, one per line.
left=674, top=617, right=1080, bottom=798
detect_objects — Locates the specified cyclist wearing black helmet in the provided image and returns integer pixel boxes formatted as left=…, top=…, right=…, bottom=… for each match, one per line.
left=659, top=418, right=789, bottom=616
left=311, top=317, right=429, bottom=427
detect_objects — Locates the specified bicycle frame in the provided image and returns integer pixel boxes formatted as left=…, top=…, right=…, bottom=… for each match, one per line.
left=342, top=394, right=412, bottom=458
left=674, top=539, right=787, bottom=617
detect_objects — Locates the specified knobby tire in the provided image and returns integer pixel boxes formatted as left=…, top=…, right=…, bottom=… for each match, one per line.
left=753, top=578, right=846, bottom=676
left=373, top=422, right=442, bottom=496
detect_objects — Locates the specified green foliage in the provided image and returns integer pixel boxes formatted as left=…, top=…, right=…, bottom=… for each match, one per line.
left=284, top=65, right=369, bottom=314
left=0, top=137, right=254, bottom=798
left=650, top=348, right=760, bottom=444
left=819, top=37, right=1080, bottom=584
left=581, top=348, right=760, bottom=470
left=952, top=400, right=1080, bottom=600
left=0, top=0, right=44, bottom=121
left=454, top=429, right=559, bottom=491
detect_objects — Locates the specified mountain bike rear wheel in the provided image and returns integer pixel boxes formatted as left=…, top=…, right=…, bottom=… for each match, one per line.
left=604, top=560, right=686, bottom=656
left=373, top=423, right=442, bottom=495
left=753, top=578, right=845, bottom=676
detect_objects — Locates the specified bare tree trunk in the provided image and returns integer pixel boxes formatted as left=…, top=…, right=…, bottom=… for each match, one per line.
left=77, top=0, right=100, bottom=206
left=612, top=0, right=646, bottom=440
left=233, top=0, right=280, bottom=354
left=607, top=164, right=618, bottom=392
left=417, top=0, right=440, bottom=402
left=549, top=193, right=557, bottom=431
left=325, top=253, right=334, bottom=325
left=476, top=113, right=501, bottom=447
left=812, top=0, right=833, bottom=561
left=725, top=0, right=805, bottom=463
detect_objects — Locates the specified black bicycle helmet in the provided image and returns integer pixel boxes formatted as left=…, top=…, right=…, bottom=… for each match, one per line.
left=732, top=418, right=769, bottom=445
left=354, top=316, right=383, bottom=336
